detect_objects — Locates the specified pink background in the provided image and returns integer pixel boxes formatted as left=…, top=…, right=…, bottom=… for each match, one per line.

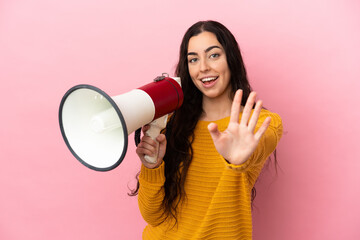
left=1, top=0, right=359, bottom=239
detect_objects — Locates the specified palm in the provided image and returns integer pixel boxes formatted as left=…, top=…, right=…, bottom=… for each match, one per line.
left=208, top=90, right=271, bottom=165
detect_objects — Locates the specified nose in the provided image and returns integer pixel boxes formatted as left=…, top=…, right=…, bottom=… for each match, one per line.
left=200, top=58, right=210, bottom=72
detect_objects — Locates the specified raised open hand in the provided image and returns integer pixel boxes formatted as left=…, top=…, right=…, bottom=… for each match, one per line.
left=208, top=90, right=271, bottom=165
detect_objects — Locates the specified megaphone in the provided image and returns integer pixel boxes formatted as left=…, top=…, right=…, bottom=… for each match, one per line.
left=59, top=74, right=183, bottom=171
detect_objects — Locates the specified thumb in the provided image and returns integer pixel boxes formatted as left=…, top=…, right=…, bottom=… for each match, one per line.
left=208, top=123, right=221, bottom=141
left=156, top=134, right=166, bottom=145
left=156, top=134, right=167, bottom=159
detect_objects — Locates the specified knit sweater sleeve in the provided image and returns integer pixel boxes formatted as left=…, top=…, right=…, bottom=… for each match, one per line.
left=138, top=161, right=166, bottom=226
left=225, top=109, right=283, bottom=177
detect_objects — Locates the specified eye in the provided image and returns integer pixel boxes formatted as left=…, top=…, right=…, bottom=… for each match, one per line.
left=188, top=58, right=198, bottom=63
left=210, top=53, right=220, bottom=59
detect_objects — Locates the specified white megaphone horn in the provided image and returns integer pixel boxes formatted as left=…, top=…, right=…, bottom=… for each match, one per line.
left=59, top=74, right=183, bottom=171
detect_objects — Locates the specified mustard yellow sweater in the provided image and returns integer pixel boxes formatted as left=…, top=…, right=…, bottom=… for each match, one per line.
left=138, top=109, right=283, bottom=239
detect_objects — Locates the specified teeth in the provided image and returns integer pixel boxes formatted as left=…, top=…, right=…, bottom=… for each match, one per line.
left=201, top=77, right=218, bottom=82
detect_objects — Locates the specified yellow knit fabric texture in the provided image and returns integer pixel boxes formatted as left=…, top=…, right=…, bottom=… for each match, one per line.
left=138, top=109, right=283, bottom=239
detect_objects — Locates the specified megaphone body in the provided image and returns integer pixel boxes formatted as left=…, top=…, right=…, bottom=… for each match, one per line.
left=59, top=76, right=183, bottom=171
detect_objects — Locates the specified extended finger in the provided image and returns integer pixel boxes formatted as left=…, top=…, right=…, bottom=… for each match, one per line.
left=230, top=90, right=243, bottom=123
left=248, top=100, right=263, bottom=132
left=208, top=122, right=221, bottom=142
left=240, top=92, right=256, bottom=126
left=254, top=117, right=271, bottom=141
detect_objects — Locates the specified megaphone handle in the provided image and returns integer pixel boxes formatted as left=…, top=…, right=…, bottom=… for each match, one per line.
left=144, top=114, right=168, bottom=163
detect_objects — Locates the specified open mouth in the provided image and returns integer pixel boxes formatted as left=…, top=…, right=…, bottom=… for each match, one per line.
left=201, top=76, right=218, bottom=85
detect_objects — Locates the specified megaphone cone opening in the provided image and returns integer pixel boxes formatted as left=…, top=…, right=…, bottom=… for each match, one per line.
left=59, top=84, right=128, bottom=171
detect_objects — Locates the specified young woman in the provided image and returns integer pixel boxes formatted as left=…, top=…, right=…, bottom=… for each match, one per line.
left=135, top=20, right=283, bottom=239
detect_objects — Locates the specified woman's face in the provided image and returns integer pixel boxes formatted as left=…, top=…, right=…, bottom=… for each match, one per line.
left=187, top=31, right=231, bottom=101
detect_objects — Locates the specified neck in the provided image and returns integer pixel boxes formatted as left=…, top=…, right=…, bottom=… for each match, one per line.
left=201, top=94, right=233, bottom=121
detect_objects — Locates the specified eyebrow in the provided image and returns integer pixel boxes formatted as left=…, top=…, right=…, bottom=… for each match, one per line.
left=187, top=45, right=222, bottom=56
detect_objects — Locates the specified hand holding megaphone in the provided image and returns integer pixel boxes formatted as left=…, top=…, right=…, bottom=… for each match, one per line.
left=59, top=74, right=183, bottom=171
left=143, top=115, right=168, bottom=164
left=135, top=118, right=168, bottom=169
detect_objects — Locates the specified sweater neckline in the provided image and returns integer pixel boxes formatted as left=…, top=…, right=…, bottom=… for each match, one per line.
left=199, top=115, right=231, bottom=123
left=196, top=115, right=232, bottom=129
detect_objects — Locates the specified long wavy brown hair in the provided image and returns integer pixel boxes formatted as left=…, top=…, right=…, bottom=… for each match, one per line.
left=131, top=20, right=277, bottom=225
